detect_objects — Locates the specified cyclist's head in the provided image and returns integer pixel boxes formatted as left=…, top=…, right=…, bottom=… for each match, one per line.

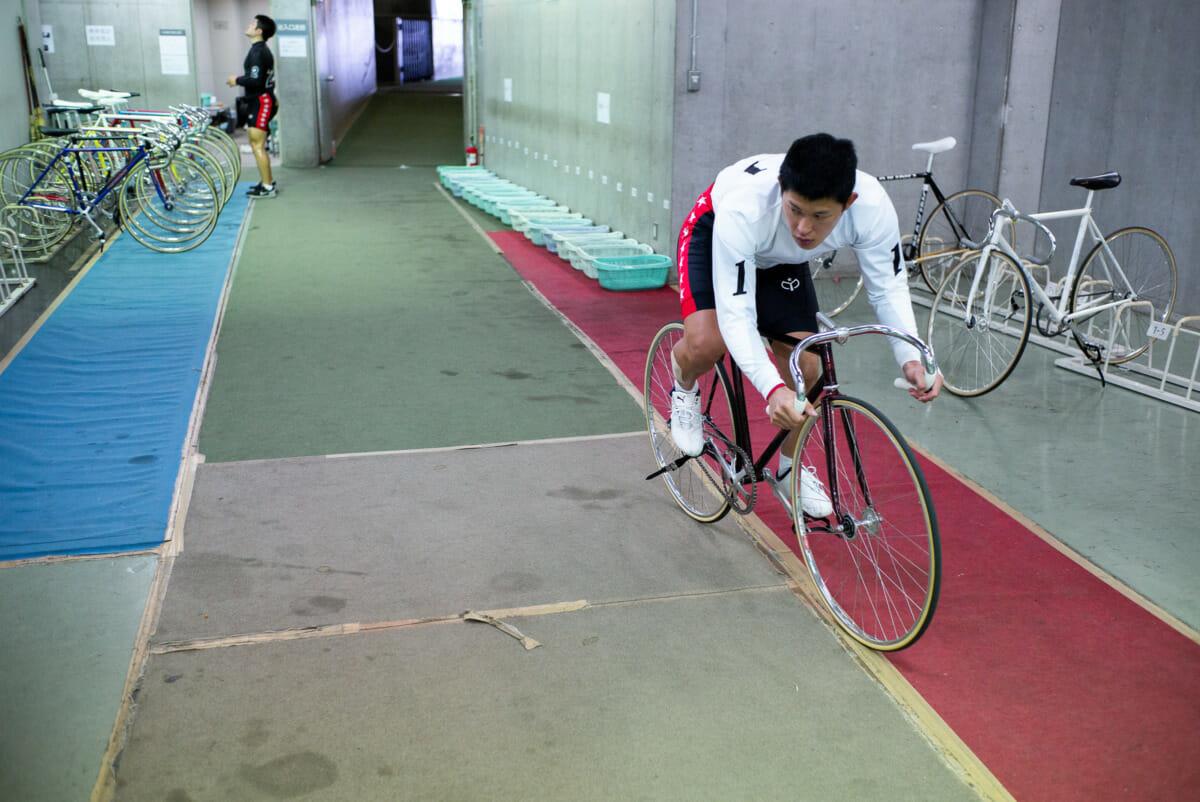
left=253, top=14, right=276, bottom=41
left=778, top=133, right=859, bottom=250
left=779, top=133, right=858, bottom=205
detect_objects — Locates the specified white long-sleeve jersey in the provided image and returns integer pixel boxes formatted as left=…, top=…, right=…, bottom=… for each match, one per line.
left=709, top=153, right=922, bottom=400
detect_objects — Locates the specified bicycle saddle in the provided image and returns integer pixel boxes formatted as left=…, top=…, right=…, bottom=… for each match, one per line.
left=1070, top=172, right=1121, bottom=190
left=912, top=137, right=957, bottom=154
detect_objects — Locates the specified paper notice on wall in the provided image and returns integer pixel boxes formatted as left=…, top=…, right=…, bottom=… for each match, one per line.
left=596, top=92, right=611, bottom=124
left=279, top=36, right=307, bottom=58
left=86, top=25, right=115, bottom=47
left=159, top=29, right=189, bottom=75
left=41, top=25, right=54, bottom=53
left=276, top=19, right=308, bottom=58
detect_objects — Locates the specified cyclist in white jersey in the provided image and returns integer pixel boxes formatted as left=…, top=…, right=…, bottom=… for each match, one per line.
left=670, top=134, right=942, bottom=516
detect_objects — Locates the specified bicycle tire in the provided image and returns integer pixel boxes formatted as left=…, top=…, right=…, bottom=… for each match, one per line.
left=192, top=129, right=241, bottom=202
left=0, top=144, right=75, bottom=257
left=791, top=395, right=940, bottom=651
left=200, top=127, right=241, bottom=180
left=1067, top=227, right=1177, bottom=364
left=916, top=189, right=1002, bottom=293
left=172, top=142, right=229, bottom=205
left=810, top=254, right=862, bottom=317
left=118, top=159, right=220, bottom=253
left=926, top=249, right=1031, bottom=396
left=643, top=321, right=740, bottom=523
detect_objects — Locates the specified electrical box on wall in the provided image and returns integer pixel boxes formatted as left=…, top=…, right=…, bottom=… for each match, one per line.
left=687, top=70, right=701, bottom=92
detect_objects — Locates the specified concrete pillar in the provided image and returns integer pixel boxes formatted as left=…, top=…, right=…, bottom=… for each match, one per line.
left=995, top=0, right=1063, bottom=212
left=272, top=0, right=322, bottom=166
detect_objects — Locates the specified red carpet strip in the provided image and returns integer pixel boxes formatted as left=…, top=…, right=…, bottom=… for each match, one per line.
left=491, top=229, right=1200, bottom=802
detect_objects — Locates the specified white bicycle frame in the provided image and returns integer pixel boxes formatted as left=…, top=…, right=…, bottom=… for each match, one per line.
left=965, top=189, right=1139, bottom=331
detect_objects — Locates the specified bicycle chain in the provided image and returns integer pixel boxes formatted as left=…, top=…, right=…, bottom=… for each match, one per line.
left=702, top=430, right=756, bottom=515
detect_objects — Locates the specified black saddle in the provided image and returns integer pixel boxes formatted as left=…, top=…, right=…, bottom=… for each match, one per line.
left=1070, top=172, right=1121, bottom=191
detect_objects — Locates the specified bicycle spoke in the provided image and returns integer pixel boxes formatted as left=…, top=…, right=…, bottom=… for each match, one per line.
left=793, top=397, right=939, bottom=650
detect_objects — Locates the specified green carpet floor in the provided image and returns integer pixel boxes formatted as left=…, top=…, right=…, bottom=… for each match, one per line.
left=198, top=93, right=643, bottom=463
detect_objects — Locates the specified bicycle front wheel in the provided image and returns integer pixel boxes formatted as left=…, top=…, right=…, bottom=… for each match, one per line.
left=916, top=189, right=1002, bottom=293
left=792, top=396, right=939, bottom=651
left=644, top=321, right=740, bottom=523
left=1067, top=227, right=1176, bottom=364
left=927, top=249, right=1031, bottom=396
left=118, top=159, right=220, bottom=253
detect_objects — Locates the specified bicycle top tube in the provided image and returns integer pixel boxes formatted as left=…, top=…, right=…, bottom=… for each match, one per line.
left=973, top=199, right=1057, bottom=266
left=787, top=312, right=939, bottom=396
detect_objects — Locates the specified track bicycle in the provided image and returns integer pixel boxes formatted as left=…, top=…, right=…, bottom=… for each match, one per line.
left=815, top=136, right=1002, bottom=316
left=4, top=125, right=221, bottom=256
left=643, top=313, right=941, bottom=650
left=926, top=172, right=1177, bottom=396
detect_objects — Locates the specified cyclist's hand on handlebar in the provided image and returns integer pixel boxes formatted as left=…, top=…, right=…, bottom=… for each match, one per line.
left=766, top=387, right=818, bottom=430
left=901, top=360, right=943, bottom=402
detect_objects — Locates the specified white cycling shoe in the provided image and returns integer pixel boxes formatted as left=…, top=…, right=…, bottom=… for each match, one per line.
left=669, top=386, right=704, bottom=457
left=795, top=464, right=834, bottom=518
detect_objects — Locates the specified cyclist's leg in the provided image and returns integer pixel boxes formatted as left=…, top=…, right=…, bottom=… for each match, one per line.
left=644, top=322, right=739, bottom=523
left=671, top=189, right=723, bottom=389
left=247, top=94, right=275, bottom=188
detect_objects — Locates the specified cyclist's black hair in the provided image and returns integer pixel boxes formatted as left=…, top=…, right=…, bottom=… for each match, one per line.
left=255, top=14, right=276, bottom=41
left=779, top=133, right=858, bottom=205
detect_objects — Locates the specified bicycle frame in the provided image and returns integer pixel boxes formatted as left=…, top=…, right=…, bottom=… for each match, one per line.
left=16, top=133, right=176, bottom=238
left=967, top=191, right=1136, bottom=329
left=785, top=318, right=938, bottom=520
left=876, top=169, right=950, bottom=261
left=715, top=315, right=938, bottom=521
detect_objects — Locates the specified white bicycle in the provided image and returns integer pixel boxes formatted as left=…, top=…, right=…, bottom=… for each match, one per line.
left=926, top=172, right=1177, bottom=396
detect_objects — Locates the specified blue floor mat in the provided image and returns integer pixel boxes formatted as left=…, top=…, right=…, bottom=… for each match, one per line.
left=0, top=190, right=251, bottom=561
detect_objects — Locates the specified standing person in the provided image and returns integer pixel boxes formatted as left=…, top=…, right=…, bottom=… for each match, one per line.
left=669, top=133, right=942, bottom=516
left=227, top=14, right=278, bottom=198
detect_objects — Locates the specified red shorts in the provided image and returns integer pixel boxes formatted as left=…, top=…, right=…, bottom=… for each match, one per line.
left=676, top=183, right=820, bottom=338
left=251, top=93, right=277, bottom=130
left=676, top=185, right=715, bottom=318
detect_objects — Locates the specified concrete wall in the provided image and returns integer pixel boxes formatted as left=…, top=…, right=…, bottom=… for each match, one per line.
left=35, top=0, right=199, bottom=110
left=671, top=0, right=988, bottom=242
left=1042, top=0, right=1199, bottom=315
left=473, top=0, right=676, bottom=252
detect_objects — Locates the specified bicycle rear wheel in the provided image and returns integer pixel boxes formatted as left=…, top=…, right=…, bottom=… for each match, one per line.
left=916, top=189, right=1002, bottom=293
left=810, top=253, right=862, bottom=317
left=644, top=321, right=741, bottom=523
left=1067, top=227, right=1176, bottom=364
left=926, top=249, right=1031, bottom=396
left=792, top=396, right=939, bottom=651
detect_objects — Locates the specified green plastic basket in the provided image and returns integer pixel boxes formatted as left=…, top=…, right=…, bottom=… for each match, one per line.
left=594, top=254, right=671, bottom=290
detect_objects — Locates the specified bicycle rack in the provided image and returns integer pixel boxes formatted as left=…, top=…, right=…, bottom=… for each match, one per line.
left=0, top=227, right=36, bottom=320
left=912, top=286, right=1200, bottom=412
left=1054, top=301, right=1200, bottom=413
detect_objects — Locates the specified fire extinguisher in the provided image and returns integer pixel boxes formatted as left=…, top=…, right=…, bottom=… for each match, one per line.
left=466, top=139, right=479, bottom=166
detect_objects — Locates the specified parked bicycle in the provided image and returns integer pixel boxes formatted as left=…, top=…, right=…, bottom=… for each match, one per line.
left=643, top=313, right=941, bottom=651
left=926, top=172, right=1177, bottom=396
left=1, top=118, right=223, bottom=256
left=815, top=136, right=1001, bottom=316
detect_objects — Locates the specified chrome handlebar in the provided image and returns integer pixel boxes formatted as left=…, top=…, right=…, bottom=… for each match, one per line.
left=965, top=198, right=1057, bottom=266
left=787, top=312, right=939, bottom=397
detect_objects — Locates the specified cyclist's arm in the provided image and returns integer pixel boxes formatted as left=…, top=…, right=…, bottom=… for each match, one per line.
left=235, top=49, right=269, bottom=94
left=853, top=202, right=924, bottom=368
left=711, top=210, right=789, bottom=403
